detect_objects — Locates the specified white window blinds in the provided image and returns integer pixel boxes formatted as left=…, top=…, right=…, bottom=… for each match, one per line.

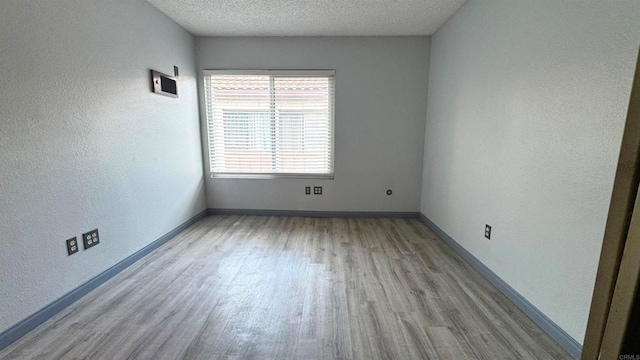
left=204, top=70, right=335, bottom=178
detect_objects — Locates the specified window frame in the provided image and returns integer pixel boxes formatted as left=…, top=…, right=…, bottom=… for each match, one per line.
left=203, top=69, right=336, bottom=180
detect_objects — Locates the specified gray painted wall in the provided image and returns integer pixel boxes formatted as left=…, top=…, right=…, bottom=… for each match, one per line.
left=196, top=37, right=430, bottom=212
left=0, top=0, right=206, bottom=333
left=420, top=0, right=640, bottom=342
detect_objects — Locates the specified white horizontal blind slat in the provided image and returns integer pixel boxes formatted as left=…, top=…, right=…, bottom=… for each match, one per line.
left=204, top=69, right=336, bottom=77
left=204, top=73, right=335, bottom=177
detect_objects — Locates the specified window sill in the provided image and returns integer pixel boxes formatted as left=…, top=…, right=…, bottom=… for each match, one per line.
left=211, top=173, right=334, bottom=180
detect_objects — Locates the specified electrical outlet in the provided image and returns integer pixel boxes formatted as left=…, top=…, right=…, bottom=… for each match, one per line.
left=485, top=224, right=492, bottom=240
left=66, top=237, right=79, bottom=256
left=305, top=186, right=311, bottom=195
left=83, top=229, right=100, bottom=250
left=313, top=186, right=322, bottom=195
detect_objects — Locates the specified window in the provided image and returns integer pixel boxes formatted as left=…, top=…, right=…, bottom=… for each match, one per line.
left=204, top=70, right=335, bottom=179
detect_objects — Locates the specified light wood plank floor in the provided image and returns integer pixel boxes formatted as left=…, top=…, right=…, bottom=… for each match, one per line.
left=0, top=216, right=572, bottom=359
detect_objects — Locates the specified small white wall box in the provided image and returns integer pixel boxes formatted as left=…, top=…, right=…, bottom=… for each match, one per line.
left=150, top=70, right=178, bottom=98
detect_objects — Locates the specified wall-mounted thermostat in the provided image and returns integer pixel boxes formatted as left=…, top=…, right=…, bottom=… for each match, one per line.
left=150, top=70, right=178, bottom=98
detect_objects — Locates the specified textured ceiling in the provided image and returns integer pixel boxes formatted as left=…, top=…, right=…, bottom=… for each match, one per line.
left=146, top=0, right=467, bottom=36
